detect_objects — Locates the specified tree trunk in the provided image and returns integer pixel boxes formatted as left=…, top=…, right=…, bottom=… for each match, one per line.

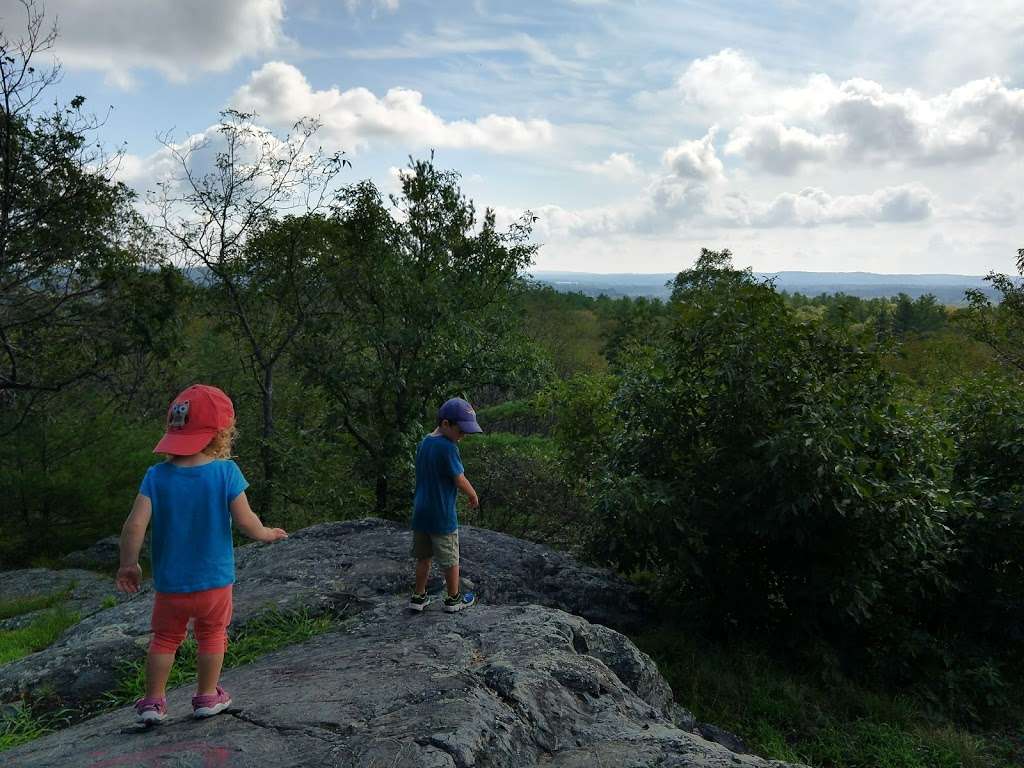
left=260, top=364, right=274, bottom=523
left=375, top=471, right=388, bottom=517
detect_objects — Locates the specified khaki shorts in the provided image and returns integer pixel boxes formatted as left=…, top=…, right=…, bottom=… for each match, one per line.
left=411, top=531, right=459, bottom=567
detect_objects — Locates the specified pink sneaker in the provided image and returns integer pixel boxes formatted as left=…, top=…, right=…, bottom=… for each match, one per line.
left=134, top=696, right=167, bottom=724
left=192, top=685, right=232, bottom=718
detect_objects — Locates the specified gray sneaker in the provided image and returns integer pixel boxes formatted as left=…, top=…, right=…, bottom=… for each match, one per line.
left=443, top=591, right=476, bottom=613
left=409, top=591, right=432, bottom=612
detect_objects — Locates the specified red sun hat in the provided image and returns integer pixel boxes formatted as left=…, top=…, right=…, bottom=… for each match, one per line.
left=153, top=384, right=235, bottom=455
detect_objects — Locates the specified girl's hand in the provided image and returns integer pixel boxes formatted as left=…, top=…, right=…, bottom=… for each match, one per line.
left=116, top=564, right=142, bottom=593
left=263, top=527, right=288, bottom=542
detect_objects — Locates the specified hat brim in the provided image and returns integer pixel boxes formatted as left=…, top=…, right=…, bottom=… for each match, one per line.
left=153, top=429, right=217, bottom=455
left=457, top=420, right=483, bottom=434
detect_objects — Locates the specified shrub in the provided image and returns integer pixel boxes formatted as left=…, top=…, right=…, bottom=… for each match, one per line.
left=458, top=434, right=585, bottom=552
left=586, top=251, right=955, bottom=651
left=942, top=374, right=1024, bottom=669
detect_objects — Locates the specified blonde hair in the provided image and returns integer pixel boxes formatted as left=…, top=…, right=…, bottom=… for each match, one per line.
left=202, top=421, right=237, bottom=459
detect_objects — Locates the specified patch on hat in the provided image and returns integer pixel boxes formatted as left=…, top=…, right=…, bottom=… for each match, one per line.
left=168, top=401, right=190, bottom=430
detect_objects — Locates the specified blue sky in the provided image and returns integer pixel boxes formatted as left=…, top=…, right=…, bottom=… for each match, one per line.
left=6, top=0, right=1023, bottom=274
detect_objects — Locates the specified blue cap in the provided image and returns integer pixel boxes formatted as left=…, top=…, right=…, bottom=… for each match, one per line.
left=439, top=397, right=483, bottom=433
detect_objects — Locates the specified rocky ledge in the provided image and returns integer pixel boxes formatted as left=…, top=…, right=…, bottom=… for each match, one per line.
left=2, top=519, right=806, bottom=767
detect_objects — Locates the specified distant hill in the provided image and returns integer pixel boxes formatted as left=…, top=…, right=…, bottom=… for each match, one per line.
left=530, top=271, right=1005, bottom=304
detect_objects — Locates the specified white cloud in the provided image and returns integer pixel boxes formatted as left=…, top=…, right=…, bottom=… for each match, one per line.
left=531, top=181, right=935, bottom=241
left=675, top=49, right=772, bottom=115
left=680, top=51, right=1024, bottom=173
left=579, top=152, right=642, bottom=180
left=348, top=32, right=569, bottom=67
left=2, top=0, right=286, bottom=85
left=858, top=0, right=1024, bottom=86
left=231, top=61, right=555, bottom=153
left=662, top=127, right=725, bottom=181
left=345, top=0, right=399, bottom=11
left=947, top=190, right=1022, bottom=225
left=732, top=184, right=936, bottom=227
left=724, top=118, right=840, bottom=175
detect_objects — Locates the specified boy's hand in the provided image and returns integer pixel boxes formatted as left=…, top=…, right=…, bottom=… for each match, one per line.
left=262, top=527, right=288, bottom=543
left=116, top=564, right=142, bottom=593
left=468, top=493, right=480, bottom=509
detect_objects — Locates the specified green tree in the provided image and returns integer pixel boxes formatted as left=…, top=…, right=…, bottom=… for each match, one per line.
left=301, top=158, right=543, bottom=513
left=151, top=110, right=348, bottom=521
left=961, top=258, right=1024, bottom=373
left=0, top=0, right=181, bottom=426
left=586, top=249, right=954, bottom=647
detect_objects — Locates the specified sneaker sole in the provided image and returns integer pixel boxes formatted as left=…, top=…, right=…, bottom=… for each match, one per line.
left=408, top=600, right=432, bottom=612
left=444, top=599, right=476, bottom=613
left=136, top=711, right=167, bottom=724
left=193, top=700, right=231, bottom=719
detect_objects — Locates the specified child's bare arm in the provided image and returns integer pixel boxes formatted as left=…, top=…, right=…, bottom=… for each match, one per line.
left=230, top=491, right=288, bottom=543
left=455, top=473, right=479, bottom=508
left=116, top=494, right=151, bottom=593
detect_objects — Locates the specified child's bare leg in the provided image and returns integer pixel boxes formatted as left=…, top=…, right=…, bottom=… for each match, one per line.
left=145, top=652, right=175, bottom=699
left=444, top=564, right=459, bottom=598
left=197, top=652, right=225, bottom=695
left=414, top=558, right=431, bottom=594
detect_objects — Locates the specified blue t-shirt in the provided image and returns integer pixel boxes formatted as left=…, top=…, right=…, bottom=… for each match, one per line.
left=411, top=434, right=465, bottom=534
left=139, top=459, right=248, bottom=593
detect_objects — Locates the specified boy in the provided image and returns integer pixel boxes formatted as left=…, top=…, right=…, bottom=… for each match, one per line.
left=409, top=397, right=481, bottom=613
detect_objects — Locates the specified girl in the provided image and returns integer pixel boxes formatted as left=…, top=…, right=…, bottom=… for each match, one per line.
left=117, top=384, right=287, bottom=723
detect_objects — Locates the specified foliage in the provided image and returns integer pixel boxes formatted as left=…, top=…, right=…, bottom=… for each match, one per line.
left=539, top=373, right=617, bottom=485
left=299, top=157, right=545, bottom=513
left=0, top=2, right=183, bottom=426
left=458, top=434, right=584, bottom=552
left=886, top=293, right=949, bottom=337
left=0, top=389, right=160, bottom=566
left=151, top=110, right=349, bottom=521
left=886, top=330, right=996, bottom=390
left=596, top=294, right=670, bottom=369
left=586, top=250, right=955, bottom=648
left=961, top=271, right=1024, bottom=373
left=941, top=374, right=1024, bottom=662
left=518, top=285, right=607, bottom=377
left=635, top=629, right=1016, bottom=768
left=474, top=398, right=552, bottom=436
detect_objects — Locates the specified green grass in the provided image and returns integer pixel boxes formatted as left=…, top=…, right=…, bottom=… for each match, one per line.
left=0, top=706, right=70, bottom=752
left=104, top=607, right=337, bottom=707
left=0, top=608, right=80, bottom=666
left=633, top=629, right=1019, bottom=768
left=0, top=586, right=74, bottom=621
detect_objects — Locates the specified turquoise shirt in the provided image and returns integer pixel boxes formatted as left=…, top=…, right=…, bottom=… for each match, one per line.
left=139, top=460, right=248, bottom=593
left=411, top=434, right=464, bottom=534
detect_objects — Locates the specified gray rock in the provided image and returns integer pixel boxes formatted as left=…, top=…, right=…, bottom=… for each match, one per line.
left=60, top=535, right=122, bottom=570
left=6, top=600, right=804, bottom=767
left=0, top=568, right=122, bottom=632
left=0, top=519, right=643, bottom=710
left=697, top=723, right=750, bottom=754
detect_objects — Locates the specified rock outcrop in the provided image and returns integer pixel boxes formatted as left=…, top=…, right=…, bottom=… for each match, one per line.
left=0, top=568, right=122, bottom=632
left=60, top=536, right=125, bottom=570
left=1, top=519, right=806, bottom=767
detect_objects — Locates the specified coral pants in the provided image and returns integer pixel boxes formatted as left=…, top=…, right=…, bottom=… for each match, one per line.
left=150, top=585, right=233, bottom=654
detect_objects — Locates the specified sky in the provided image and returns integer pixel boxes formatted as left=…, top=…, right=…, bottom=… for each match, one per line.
left=4, top=0, right=1023, bottom=275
